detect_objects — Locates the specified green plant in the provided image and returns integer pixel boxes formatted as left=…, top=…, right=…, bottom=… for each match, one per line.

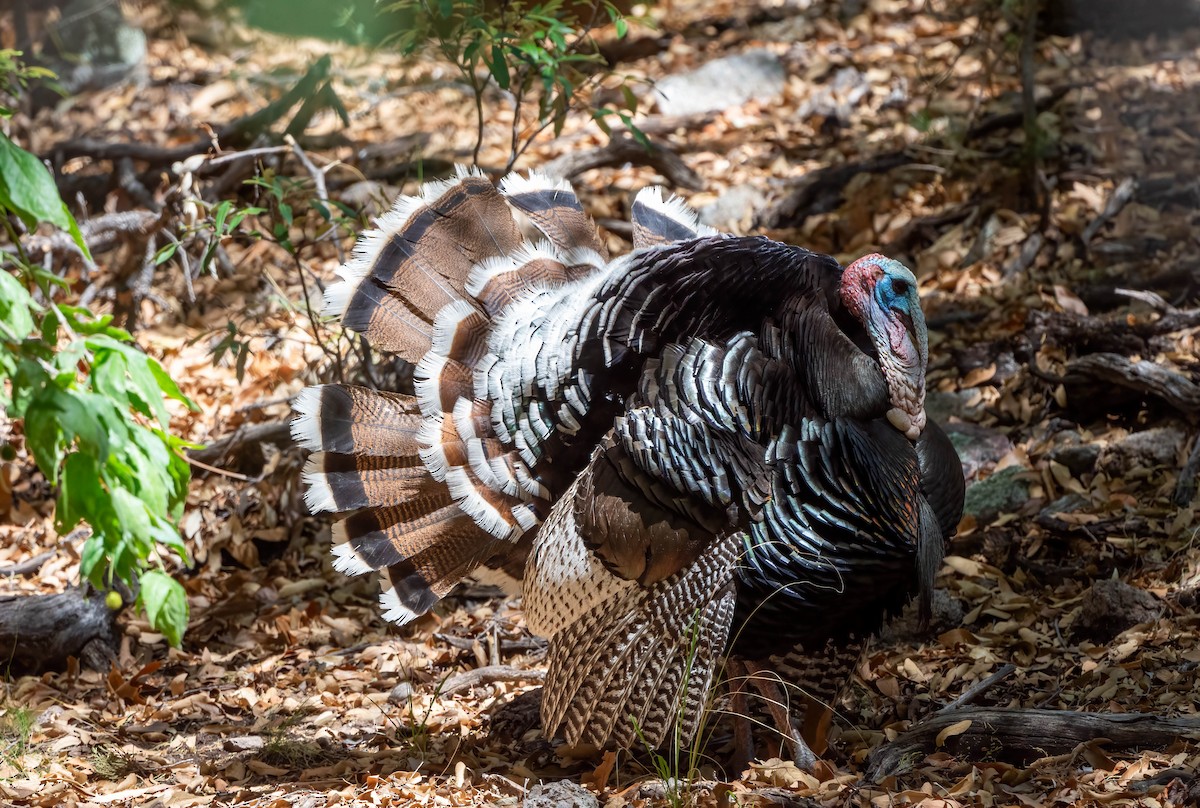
left=384, top=0, right=647, bottom=169
left=0, top=56, right=196, bottom=647
left=0, top=706, right=34, bottom=764
left=629, top=611, right=715, bottom=808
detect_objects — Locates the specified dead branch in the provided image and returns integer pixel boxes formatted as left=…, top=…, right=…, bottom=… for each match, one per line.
left=0, top=588, right=119, bottom=673
left=23, top=209, right=159, bottom=261
left=934, top=664, right=1016, bottom=714
left=188, top=421, right=295, bottom=477
left=759, top=85, right=1079, bottom=231
left=755, top=151, right=909, bottom=230
left=1030, top=307, right=1200, bottom=356
left=439, top=665, right=546, bottom=697
left=867, top=707, right=1200, bottom=780
left=0, top=549, right=55, bottom=577
left=541, top=134, right=704, bottom=190
left=1063, top=353, right=1200, bottom=417
left=1083, top=177, right=1138, bottom=244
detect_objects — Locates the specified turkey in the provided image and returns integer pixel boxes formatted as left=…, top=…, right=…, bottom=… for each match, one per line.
left=292, top=166, right=965, bottom=762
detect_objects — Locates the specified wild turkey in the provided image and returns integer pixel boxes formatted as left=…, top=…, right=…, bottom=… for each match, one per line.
left=292, top=166, right=965, bottom=761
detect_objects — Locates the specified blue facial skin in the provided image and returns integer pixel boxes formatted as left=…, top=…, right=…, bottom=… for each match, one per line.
left=873, top=259, right=919, bottom=318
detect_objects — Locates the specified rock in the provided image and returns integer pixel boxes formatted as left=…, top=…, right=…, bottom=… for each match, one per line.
left=652, top=50, right=786, bottom=116
left=224, top=736, right=265, bottom=752
left=963, top=466, right=1030, bottom=522
left=1071, top=578, right=1162, bottom=643
left=926, top=390, right=985, bottom=424
left=388, top=681, right=414, bottom=705
left=523, top=780, right=599, bottom=808
left=878, top=589, right=966, bottom=643
left=944, top=423, right=1013, bottom=481
left=697, top=184, right=768, bottom=233
left=1096, top=427, right=1186, bottom=476
left=45, top=0, right=147, bottom=94
left=1051, top=443, right=1101, bottom=478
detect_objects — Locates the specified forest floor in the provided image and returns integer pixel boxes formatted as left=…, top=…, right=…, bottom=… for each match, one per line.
left=2, top=0, right=1200, bottom=805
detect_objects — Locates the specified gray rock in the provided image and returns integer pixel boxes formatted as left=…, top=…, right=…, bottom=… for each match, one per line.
left=1071, top=578, right=1162, bottom=643
left=697, top=184, right=768, bottom=233
left=1052, top=443, right=1101, bottom=478
left=388, top=681, right=414, bottom=705
left=926, top=391, right=985, bottom=424
left=523, top=780, right=599, bottom=808
left=48, top=0, right=147, bottom=93
left=1096, top=427, right=1186, bottom=476
left=223, top=736, right=265, bottom=752
left=944, top=423, right=1013, bottom=482
left=963, top=466, right=1030, bottom=522
left=652, top=50, right=786, bottom=116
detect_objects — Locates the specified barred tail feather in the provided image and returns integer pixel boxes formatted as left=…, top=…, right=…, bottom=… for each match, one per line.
left=297, top=169, right=622, bottom=625
left=630, top=186, right=718, bottom=250
left=326, top=165, right=523, bottom=362
left=500, top=170, right=608, bottom=260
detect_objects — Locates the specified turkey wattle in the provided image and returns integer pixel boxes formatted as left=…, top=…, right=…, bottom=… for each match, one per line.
left=291, top=167, right=965, bottom=757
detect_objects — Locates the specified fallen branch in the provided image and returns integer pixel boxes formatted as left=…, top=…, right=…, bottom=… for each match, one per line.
left=187, top=421, right=295, bottom=477
left=439, top=664, right=546, bottom=697
left=759, top=85, right=1079, bottom=231
left=1083, top=177, right=1138, bottom=245
left=541, top=134, right=703, bottom=190
left=0, top=549, right=55, bottom=577
left=23, top=209, right=160, bottom=265
left=934, top=664, right=1016, bottom=714
left=0, top=588, right=119, bottom=673
left=867, top=707, right=1200, bottom=780
left=1063, top=353, right=1200, bottom=417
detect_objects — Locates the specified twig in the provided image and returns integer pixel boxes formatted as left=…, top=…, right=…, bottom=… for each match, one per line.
left=1002, top=232, right=1044, bottom=278
left=1114, top=287, right=1177, bottom=314
left=184, top=454, right=254, bottom=482
left=286, top=134, right=343, bottom=263
left=0, top=550, right=55, bottom=577
left=1083, top=177, right=1138, bottom=245
left=438, top=665, right=546, bottom=697
left=161, top=230, right=195, bottom=305
left=1175, top=434, right=1200, bottom=506
left=935, top=663, right=1016, bottom=714
left=540, top=134, right=704, bottom=190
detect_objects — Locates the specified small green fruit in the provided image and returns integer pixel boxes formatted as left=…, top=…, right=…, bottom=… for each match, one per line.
left=105, top=590, right=123, bottom=610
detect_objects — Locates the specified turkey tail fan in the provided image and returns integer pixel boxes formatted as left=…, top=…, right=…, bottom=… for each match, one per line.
left=323, top=165, right=523, bottom=364
left=499, top=170, right=608, bottom=261
left=630, top=186, right=718, bottom=250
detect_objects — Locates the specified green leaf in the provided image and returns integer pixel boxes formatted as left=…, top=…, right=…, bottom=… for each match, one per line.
left=0, top=269, right=37, bottom=340
left=489, top=43, right=510, bottom=89
left=154, top=241, right=178, bottom=265
left=139, top=569, right=189, bottom=647
left=0, top=131, right=70, bottom=230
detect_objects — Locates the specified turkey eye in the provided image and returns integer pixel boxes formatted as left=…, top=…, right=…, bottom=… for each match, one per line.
left=890, top=277, right=909, bottom=296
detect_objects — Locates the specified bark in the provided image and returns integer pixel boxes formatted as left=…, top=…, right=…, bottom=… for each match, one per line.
left=0, top=588, right=119, bottom=674
left=868, top=707, right=1200, bottom=780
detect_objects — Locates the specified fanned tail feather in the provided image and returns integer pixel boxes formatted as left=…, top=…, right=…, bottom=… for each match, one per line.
left=630, top=186, right=718, bottom=250
left=296, top=167, right=615, bottom=623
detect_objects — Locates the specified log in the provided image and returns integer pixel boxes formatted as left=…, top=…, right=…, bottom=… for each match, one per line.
left=1063, top=353, right=1200, bottom=417
left=0, top=588, right=120, bottom=673
left=867, top=707, right=1200, bottom=780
